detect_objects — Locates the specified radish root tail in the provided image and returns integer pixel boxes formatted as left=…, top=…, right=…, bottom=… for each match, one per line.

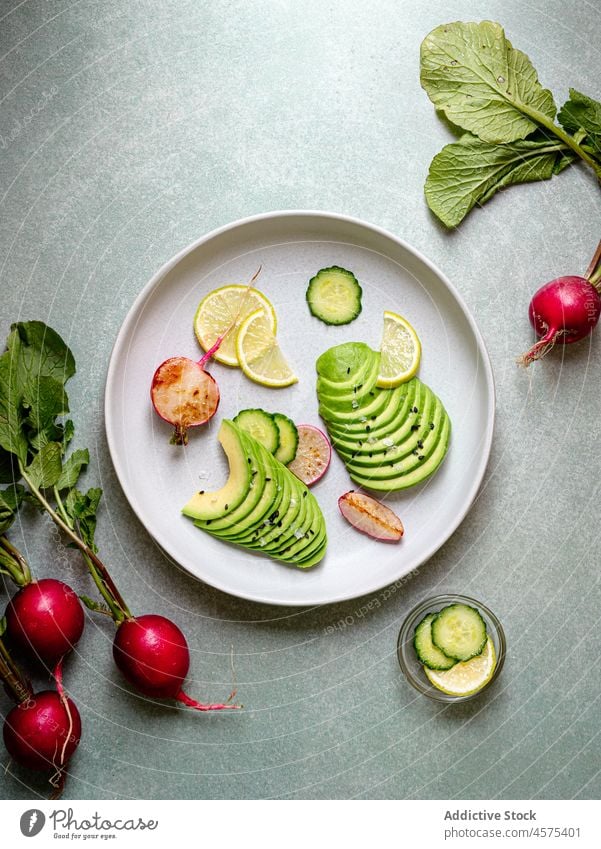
left=176, top=689, right=242, bottom=712
left=516, top=329, right=559, bottom=367
left=53, top=658, right=74, bottom=769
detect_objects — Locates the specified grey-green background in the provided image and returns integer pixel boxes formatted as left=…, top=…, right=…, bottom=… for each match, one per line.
left=1, top=0, right=600, bottom=800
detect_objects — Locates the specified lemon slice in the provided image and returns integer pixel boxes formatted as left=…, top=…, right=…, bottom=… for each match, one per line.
left=376, top=310, right=421, bottom=388
left=236, top=308, right=298, bottom=388
left=425, top=637, right=497, bottom=696
left=194, top=285, right=277, bottom=367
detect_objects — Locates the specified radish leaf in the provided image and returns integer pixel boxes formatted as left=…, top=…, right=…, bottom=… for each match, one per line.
left=558, top=89, right=601, bottom=156
left=420, top=21, right=556, bottom=144
left=0, top=355, right=28, bottom=464
left=25, top=441, right=63, bottom=489
left=56, top=448, right=89, bottom=491
left=425, top=134, right=576, bottom=227
left=0, top=485, right=24, bottom=534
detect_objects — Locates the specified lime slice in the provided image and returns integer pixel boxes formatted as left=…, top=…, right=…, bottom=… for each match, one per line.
left=194, top=285, right=277, bottom=367
left=424, top=636, right=496, bottom=696
left=236, top=308, right=298, bottom=388
left=376, top=310, right=421, bottom=388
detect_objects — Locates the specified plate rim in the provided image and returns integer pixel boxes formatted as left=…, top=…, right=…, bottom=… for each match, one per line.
left=104, top=209, right=496, bottom=607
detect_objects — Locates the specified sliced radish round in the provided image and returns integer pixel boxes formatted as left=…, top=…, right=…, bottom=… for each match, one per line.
left=338, top=491, right=404, bottom=542
left=287, top=424, right=331, bottom=486
left=151, top=356, right=219, bottom=445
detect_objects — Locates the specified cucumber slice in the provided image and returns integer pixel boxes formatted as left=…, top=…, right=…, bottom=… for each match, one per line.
left=431, top=604, right=487, bottom=662
left=273, top=413, right=299, bottom=465
left=306, top=266, right=362, bottom=326
left=414, top=613, right=457, bottom=670
left=233, top=409, right=280, bottom=455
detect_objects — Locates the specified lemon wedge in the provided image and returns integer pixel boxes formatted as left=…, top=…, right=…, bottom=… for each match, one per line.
left=236, top=308, right=298, bottom=388
left=376, top=310, right=421, bottom=388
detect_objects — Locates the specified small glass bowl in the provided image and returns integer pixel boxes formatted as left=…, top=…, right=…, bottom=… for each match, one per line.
left=397, top=594, right=506, bottom=703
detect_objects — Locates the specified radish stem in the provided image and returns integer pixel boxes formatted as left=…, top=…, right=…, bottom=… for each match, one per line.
left=0, top=636, right=32, bottom=704
left=19, top=464, right=131, bottom=622
left=585, top=238, right=601, bottom=288
left=0, top=537, right=31, bottom=586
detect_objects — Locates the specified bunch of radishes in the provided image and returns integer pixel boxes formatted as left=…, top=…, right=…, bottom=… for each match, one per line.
left=0, top=322, right=239, bottom=797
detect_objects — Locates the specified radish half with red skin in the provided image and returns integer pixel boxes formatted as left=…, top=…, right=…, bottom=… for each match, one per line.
left=151, top=356, right=219, bottom=446
left=338, top=490, right=404, bottom=542
left=151, top=268, right=262, bottom=445
left=518, top=240, right=601, bottom=366
left=113, top=615, right=239, bottom=711
left=5, top=579, right=84, bottom=669
left=287, top=424, right=331, bottom=486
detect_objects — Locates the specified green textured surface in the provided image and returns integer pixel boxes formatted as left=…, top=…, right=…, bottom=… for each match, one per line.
left=1, top=0, right=600, bottom=800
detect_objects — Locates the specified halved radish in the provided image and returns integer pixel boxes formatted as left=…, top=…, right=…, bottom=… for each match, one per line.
left=338, top=490, right=404, bottom=542
left=151, top=357, right=219, bottom=445
left=151, top=267, right=261, bottom=445
left=287, top=424, right=331, bottom=486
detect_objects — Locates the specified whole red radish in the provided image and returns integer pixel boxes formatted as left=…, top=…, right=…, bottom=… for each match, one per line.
left=3, top=690, right=81, bottom=772
left=518, top=240, right=601, bottom=366
left=113, top=615, right=239, bottom=712
left=5, top=579, right=84, bottom=669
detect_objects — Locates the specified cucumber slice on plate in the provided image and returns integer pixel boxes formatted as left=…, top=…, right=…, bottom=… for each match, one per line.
left=273, top=413, right=299, bottom=465
left=431, top=603, right=487, bottom=662
left=414, top=613, right=457, bottom=670
left=306, top=266, right=362, bottom=325
left=233, top=409, right=280, bottom=455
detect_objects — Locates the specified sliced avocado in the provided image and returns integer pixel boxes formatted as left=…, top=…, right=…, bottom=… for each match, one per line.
left=320, top=380, right=412, bottom=430
left=266, top=490, right=315, bottom=556
left=316, top=342, right=376, bottom=386
left=228, top=458, right=292, bottom=545
left=325, top=380, right=422, bottom=452
left=208, top=469, right=282, bottom=540
left=348, top=414, right=451, bottom=491
left=338, top=381, right=432, bottom=460
left=194, top=432, right=266, bottom=531
left=184, top=422, right=327, bottom=568
left=349, top=393, right=444, bottom=468
left=316, top=340, right=451, bottom=493
left=295, top=543, right=327, bottom=569
left=182, top=420, right=252, bottom=521
left=317, top=356, right=380, bottom=410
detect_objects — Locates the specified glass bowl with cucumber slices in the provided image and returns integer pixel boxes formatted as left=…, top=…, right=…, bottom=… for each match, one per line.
left=397, top=595, right=506, bottom=703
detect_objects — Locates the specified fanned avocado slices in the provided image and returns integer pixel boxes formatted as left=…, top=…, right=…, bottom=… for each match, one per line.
left=182, top=420, right=326, bottom=568
left=316, top=342, right=451, bottom=491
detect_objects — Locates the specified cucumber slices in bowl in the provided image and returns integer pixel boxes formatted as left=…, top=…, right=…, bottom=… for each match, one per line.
left=413, top=603, right=494, bottom=696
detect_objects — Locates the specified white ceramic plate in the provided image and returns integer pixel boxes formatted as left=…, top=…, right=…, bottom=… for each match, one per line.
left=105, top=211, right=494, bottom=606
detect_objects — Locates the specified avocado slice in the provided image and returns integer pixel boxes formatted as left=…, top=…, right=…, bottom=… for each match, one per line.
left=193, top=432, right=266, bottom=532
left=182, top=420, right=252, bottom=520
